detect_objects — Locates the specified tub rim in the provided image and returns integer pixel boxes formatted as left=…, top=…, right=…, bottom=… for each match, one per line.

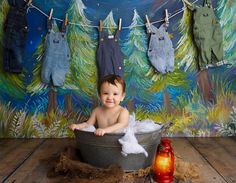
left=74, top=121, right=173, bottom=136
left=75, top=126, right=163, bottom=136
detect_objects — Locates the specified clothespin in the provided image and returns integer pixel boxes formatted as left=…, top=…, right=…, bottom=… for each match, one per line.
left=145, top=15, right=151, bottom=33
left=99, top=20, right=103, bottom=32
left=165, top=9, right=169, bottom=26
left=23, top=0, right=32, bottom=6
left=27, top=0, right=32, bottom=6
left=183, top=0, right=192, bottom=7
left=64, top=13, right=68, bottom=26
left=118, top=18, right=122, bottom=31
left=145, top=15, right=151, bottom=28
left=48, top=8, right=53, bottom=20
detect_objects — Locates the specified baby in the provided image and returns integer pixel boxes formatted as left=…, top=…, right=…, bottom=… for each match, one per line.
left=69, top=74, right=129, bottom=136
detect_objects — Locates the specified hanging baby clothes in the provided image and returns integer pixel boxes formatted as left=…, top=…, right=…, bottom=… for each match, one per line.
left=3, top=0, right=29, bottom=73
left=41, top=20, right=70, bottom=87
left=188, top=0, right=224, bottom=70
left=96, top=29, right=124, bottom=80
left=146, top=23, right=175, bottom=74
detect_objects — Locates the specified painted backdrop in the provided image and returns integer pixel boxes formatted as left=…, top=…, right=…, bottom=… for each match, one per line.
left=0, top=0, right=235, bottom=137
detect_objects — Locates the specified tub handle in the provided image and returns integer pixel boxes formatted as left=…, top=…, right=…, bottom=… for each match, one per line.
left=160, top=121, right=173, bottom=133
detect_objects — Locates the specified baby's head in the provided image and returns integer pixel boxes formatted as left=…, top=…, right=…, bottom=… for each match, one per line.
left=98, top=75, right=126, bottom=107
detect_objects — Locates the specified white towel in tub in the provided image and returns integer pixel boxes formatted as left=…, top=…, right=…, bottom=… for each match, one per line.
left=81, top=125, right=96, bottom=132
left=118, top=125, right=148, bottom=157
left=118, top=113, right=162, bottom=157
left=134, top=119, right=162, bottom=133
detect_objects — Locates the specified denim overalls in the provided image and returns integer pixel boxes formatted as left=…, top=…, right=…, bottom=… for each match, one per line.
left=3, top=0, right=29, bottom=73
left=96, top=29, right=124, bottom=80
left=146, top=23, right=175, bottom=74
left=41, top=20, right=70, bottom=87
left=190, top=0, right=224, bottom=70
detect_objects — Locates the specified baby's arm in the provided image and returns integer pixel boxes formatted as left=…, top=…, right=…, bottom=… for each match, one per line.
left=95, top=108, right=129, bottom=136
left=69, top=108, right=97, bottom=131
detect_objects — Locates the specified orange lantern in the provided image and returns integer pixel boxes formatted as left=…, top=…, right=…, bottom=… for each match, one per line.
left=153, top=138, right=174, bottom=183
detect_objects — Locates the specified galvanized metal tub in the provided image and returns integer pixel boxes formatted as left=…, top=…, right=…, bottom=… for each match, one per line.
left=74, top=123, right=171, bottom=171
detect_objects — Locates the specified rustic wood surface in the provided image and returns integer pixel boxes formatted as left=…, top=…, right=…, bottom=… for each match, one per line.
left=187, top=137, right=236, bottom=183
left=0, top=137, right=235, bottom=183
left=0, top=139, right=44, bottom=182
left=173, top=138, right=227, bottom=183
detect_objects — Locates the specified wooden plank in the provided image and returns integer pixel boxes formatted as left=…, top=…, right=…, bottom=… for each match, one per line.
left=0, top=139, right=44, bottom=182
left=172, top=138, right=226, bottom=183
left=5, top=139, right=76, bottom=183
left=0, top=139, right=24, bottom=159
left=188, top=137, right=236, bottom=183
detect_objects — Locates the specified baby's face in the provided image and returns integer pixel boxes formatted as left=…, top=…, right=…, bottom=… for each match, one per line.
left=99, top=82, right=125, bottom=108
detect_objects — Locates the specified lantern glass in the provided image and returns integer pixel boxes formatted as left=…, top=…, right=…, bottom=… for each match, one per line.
left=154, top=152, right=172, bottom=174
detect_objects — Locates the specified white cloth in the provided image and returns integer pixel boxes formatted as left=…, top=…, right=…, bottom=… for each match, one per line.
left=118, top=113, right=162, bottom=157
left=134, top=119, right=162, bottom=133
left=118, top=117, right=148, bottom=157
left=81, top=125, right=96, bottom=132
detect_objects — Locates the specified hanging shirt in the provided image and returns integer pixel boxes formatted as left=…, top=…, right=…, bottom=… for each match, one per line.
left=96, top=29, right=124, bottom=80
left=41, top=20, right=70, bottom=87
left=188, top=0, right=224, bottom=70
left=146, top=23, right=175, bottom=74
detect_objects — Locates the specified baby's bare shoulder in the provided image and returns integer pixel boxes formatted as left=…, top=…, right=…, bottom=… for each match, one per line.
left=120, top=107, right=129, bottom=116
left=92, top=107, right=102, bottom=114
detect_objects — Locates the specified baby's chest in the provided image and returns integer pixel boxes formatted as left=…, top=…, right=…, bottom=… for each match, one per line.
left=97, top=115, right=118, bottom=127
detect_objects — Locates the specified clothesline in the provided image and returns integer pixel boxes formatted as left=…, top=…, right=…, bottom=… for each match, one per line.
left=27, top=0, right=199, bottom=29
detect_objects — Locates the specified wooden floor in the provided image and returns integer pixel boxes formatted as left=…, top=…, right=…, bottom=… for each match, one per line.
left=0, top=137, right=236, bottom=183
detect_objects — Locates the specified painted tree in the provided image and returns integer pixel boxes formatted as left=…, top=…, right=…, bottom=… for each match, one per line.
left=216, top=0, right=236, bottom=64
left=66, top=0, right=97, bottom=111
left=175, top=1, right=215, bottom=104
left=27, top=21, right=60, bottom=114
left=0, top=0, right=25, bottom=99
left=102, top=11, right=117, bottom=34
left=147, top=67, right=189, bottom=113
left=122, top=9, right=153, bottom=112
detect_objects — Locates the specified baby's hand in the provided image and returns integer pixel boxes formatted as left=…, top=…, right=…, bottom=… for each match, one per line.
left=69, top=124, right=81, bottom=131
left=94, top=128, right=106, bottom=136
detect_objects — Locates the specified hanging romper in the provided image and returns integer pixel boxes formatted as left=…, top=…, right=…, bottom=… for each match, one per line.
left=146, top=23, right=175, bottom=74
left=96, top=29, right=124, bottom=80
left=3, top=0, right=29, bottom=73
left=190, top=0, right=224, bottom=70
left=41, top=20, right=70, bottom=87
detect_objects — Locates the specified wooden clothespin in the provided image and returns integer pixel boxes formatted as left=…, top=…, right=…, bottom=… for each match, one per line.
left=118, top=18, right=122, bottom=31
left=27, top=0, right=32, bottom=6
left=23, top=0, right=32, bottom=6
left=64, top=13, right=68, bottom=26
left=165, top=9, right=169, bottom=26
left=183, top=0, right=192, bottom=7
left=99, top=20, right=103, bottom=32
left=145, top=15, right=151, bottom=27
left=48, top=8, right=53, bottom=20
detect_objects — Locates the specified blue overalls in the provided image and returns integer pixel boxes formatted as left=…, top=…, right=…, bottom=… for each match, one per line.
left=146, top=23, right=175, bottom=74
left=3, top=0, right=29, bottom=73
left=41, top=20, right=70, bottom=87
left=96, top=29, right=124, bottom=80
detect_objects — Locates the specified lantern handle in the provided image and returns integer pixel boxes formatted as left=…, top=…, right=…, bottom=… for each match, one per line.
left=160, top=121, right=173, bottom=133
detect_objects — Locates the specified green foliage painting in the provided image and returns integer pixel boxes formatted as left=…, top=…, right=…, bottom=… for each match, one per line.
left=0, top=0, right=236, bottom=137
